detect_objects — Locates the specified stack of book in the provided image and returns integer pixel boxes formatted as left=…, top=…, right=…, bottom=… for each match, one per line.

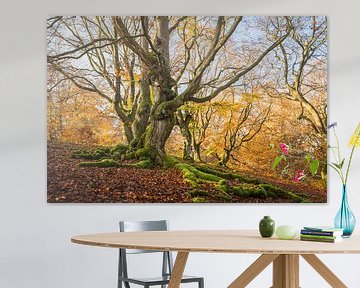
left=300, top=226, right=344, bottom=243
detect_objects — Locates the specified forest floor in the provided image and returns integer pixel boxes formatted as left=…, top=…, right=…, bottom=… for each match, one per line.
left=47, top=142, right=327, bottom=203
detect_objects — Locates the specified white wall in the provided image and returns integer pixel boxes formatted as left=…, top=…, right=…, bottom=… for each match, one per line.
left=1, top=0, right=360, bottom=287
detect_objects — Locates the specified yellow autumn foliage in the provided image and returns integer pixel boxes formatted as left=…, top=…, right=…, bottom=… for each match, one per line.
left=349, top=122, right=360, bottom=148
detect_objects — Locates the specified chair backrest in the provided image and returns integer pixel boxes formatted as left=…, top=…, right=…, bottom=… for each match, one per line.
left=119, top=220, right=169, bottom=254
left=118, top=220, right=173, bottom=282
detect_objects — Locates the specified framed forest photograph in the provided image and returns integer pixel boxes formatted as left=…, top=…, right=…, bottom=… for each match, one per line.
left=47, top=16, right=327, bottom=203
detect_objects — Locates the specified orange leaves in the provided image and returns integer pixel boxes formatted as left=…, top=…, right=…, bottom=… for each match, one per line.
left=47, top=88, right=123, bottom=145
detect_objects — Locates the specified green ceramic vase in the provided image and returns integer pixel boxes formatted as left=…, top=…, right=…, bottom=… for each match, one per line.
left=259, top=216, right=275, bottom=238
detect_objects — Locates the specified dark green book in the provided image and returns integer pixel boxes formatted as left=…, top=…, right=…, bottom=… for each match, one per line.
left=300, top=235, right=342, bottom=243
left=300, top=234, right=339, bottom=240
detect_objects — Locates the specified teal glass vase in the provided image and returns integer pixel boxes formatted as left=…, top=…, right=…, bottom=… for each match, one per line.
left=334, top=185, right=356, bottom=237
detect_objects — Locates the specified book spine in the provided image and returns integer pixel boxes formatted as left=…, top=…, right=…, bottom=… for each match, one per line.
left=301, top=230, right=335, bottom=237
left=300, top=234, right=337, bottom=240
left=300, top=237, right=337, bottom=243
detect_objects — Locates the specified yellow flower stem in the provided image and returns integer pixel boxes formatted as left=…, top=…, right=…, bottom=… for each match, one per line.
left=344, top=145, right=356, bottom=185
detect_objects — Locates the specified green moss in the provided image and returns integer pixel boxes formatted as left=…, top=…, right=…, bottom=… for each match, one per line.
left=243, top=178, right=261, bottom=184
left=134, top=159, right=154, bottom=169
left=183, top=170, right=197, bottom=182
left=94, top=149, right=107, bottom=158
left=232, top=186, right=245, bottom=196
left=148, top=51, right=158, bottom=63
left=175, top=163, right=222, bottom=183
left=135, top=146, right=156, bottom=161
left=215, top=180, right=245, bottom=197
left=186, top=180, right=231, bottom=202
left=218, top=179, right=227, bottom=186
left=266, top=191, right=278, bottom=198
left=72, top=147, right=115, bottom=160
left=71, top=150, right=82, bottom=159
left=195, top=165, right=237, bottom=179
left=216, top=184, right=228, bottom=192
left=240, top=186, right=252, bottom=196
left=260, top=184, right=285, bottom=195
left=124, top=151, right=136, bottom=160
left=250, top=188, right=259, bottom=197
left=215, top=181, right=246, bottom=197
left=195, top=165, right=260, bottom=184
left=182, top=169, right=198, bottom=187
left=143, top=125, right=153, bottom=147
left=102, top=147, right=111, bottom=153
left=215, top=191, right=232, bottom=202
left=256, top=187, right=268, bottom=198
left=169, top=158, right=305, bottom=202
left=259, top=184, right=304, bottom=202
left=79, top=158, right=156, bottom=170
left=153, top=101, right=178, bottom=120
left=79, top=159, right=120, bottom=168
left=241, top=186, right=267, bottom=198
left=215, top=182, right=273, bottom=198
left=139, top=101, right=151, bottom=111
left=173, top=164, right=198, bottom=187
left=163, top=156, right=180, bottom=168
left=260, top=184, right=285, bottom=196
left=186, top=190, right=209, bottom=198
left=194, top=170, right=222, bottom=182
left=192, top=197, right=207, bottom=203
left=286, top=192, right=304, bottom=203
left=71, top=150, right=91, bottom=160
left=174, top=163, right=189, bottom=171
left=111, top=144, right=128, bottom=155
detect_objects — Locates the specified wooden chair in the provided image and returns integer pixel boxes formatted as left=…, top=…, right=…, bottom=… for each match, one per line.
left=118, top=220, right=204, bottom=288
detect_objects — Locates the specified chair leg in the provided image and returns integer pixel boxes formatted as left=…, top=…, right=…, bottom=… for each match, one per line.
left=199, top=278, right=204, bottom=288
left=118, top=279, right=130, bottom=288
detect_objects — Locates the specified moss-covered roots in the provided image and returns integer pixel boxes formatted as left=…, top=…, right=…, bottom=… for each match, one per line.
left=72, top=144, right=128, bottom=161
left=79, top=159, right=120, bottom=168
left=73, top=148, right=305, bottom=203
left=216, top=181, right=304, bottom=203
left=164, top=156, right=305, bottom=203
left=74, top=144, right=155, bottom=169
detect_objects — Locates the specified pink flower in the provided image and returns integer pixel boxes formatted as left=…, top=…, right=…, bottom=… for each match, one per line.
left=293, top=170, right=306, bottom=182
left=279, top=143, right=289, bottom=155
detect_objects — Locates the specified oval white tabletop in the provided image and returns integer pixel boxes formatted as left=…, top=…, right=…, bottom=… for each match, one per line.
left=71, top=229, right=360, bottom=254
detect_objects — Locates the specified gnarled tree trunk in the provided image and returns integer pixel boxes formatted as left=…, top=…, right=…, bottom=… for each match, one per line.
left=143, top=16, right=178, bottom=164
left=131, top=17, right=151, bottom=148
left=177, top=110, right=194, bottom=160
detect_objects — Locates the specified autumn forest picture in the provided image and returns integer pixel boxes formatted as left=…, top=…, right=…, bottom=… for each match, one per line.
left=47, top=16, right=327, bottom=203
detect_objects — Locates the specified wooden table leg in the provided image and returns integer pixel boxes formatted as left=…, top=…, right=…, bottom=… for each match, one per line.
left=228, top=254, right=279, bottom=288
left=301, top=254, right=347, bottom=288
left=168, top=252, right=189, bottom=288
left=272, top=254, right=299, bottom=288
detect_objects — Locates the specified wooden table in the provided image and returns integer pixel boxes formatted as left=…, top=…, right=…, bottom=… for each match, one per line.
left=72, top=230, right=360, bottom=288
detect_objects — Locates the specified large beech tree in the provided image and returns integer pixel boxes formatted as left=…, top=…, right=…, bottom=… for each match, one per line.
left=112, top=16, right=291, bottom=163
left=48, top=16, right=292, bottom=164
